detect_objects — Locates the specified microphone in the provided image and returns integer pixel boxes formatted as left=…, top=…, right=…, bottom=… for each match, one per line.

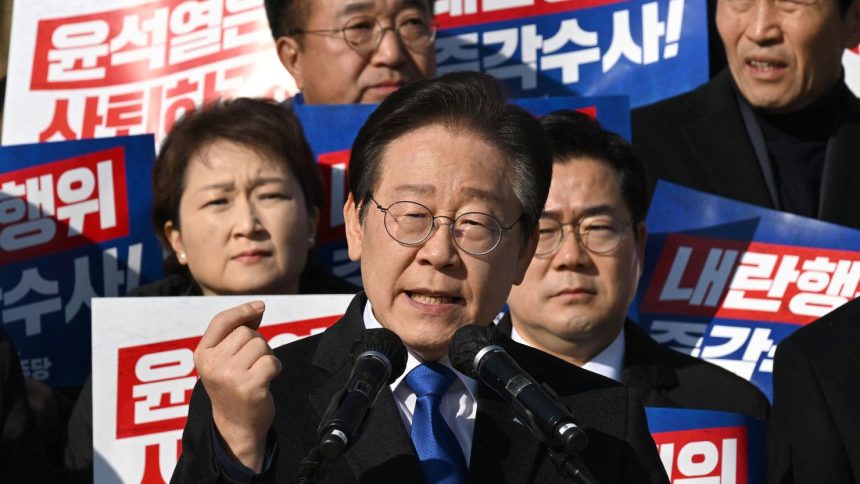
left=316, top=328, right=408, bottom=460
left=449, top=324, right=589, bottom=455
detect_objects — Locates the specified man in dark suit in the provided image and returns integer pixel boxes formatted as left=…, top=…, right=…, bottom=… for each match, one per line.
left=265, top=0, right=436, bottom=105
left=631, top=0, right=860, bottom=229
left=504, top=111, right=769, bottom=419
left=171, top=73, right=669, bottom=483
left=767, top=297, right=860, bottom=483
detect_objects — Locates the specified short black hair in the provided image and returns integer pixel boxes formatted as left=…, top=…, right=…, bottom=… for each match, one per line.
left=348, top=71, right=553, bottom=241
left=264, top=0, right=310, bottom=39
left=152, top=97, right=322, bottom=253
left=539, top=110, right=648, bottom=226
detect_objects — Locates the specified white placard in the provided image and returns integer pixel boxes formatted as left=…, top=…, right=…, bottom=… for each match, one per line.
left=3, top=0, right=296, bottom=147
left=92, top=294, right=353, bottom=483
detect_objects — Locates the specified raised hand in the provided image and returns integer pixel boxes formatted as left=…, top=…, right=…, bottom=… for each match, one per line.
left=194, top=301, right=282, bottom=472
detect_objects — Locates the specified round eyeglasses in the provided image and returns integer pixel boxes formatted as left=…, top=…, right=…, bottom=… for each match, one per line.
left=291, top=14, right=437, bottom=56
left=536, top=215, right=633, bottom=257
left=371, top=197, right=519, bottom=256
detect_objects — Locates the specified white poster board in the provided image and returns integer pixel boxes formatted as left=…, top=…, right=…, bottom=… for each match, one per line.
left=91, top=294, right=353, bottom=483
left=3, top=0, right=296, bottom=146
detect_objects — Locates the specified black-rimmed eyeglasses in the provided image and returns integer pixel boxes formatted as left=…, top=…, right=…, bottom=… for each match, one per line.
left=290, top=15, right=437, bottom=56
left=535, top=214, right=634, bottom=257
left=371, top=197, right=519, bottom=256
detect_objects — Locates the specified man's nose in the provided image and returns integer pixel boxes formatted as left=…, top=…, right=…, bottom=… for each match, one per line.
left=553, top=226, right=591, bottom=269
left=371, top=26, right=407, bottom=65
left=416, top=217, right=460, bottom=268
left=746, top=0, right=783, bottom=45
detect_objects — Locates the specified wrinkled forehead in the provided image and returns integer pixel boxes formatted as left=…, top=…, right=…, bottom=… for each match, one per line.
left=373, top=125, right=518, bottom=204
left=307, top=0, right=432, bottom=22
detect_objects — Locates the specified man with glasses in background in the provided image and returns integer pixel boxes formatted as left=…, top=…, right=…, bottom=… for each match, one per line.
left=265, top=0, right=436, bottom=105
left=502, top=111, right=769, bottom=419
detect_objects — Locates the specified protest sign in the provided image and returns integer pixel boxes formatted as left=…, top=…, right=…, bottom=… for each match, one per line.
left=92, top=295, right=352, bottom=483
left=2, top=0, right=293, bottom=146
left=1, top=134, right=161, bottom=387
left=3, top=0, right=698, bottom=147
left=294, top=95, right=631, bottom=283
left=636, top=182, right=860, bottom=400
left=646, top=407, right=765, bottom=484
left=434, top=0, right=709, bottom=107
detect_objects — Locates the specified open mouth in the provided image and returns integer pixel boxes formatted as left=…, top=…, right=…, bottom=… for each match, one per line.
left=747, top=59, right=786, bottom=71
left=407, top=291, right=462, bottom=305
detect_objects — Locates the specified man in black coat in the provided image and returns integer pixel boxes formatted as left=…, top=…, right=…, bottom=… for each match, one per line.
left=767, top=297, right=860, bottom=483
left=505, top=111, right=768, bottom=419
left=632, top=0, right=860, bottom=229
left=171, top=73, right=669, bottom=483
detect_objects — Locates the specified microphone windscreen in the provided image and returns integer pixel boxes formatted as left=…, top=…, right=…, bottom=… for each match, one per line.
left=350, top=328, right=408, bottom=384
left=449, top=324, right=504, bottom=378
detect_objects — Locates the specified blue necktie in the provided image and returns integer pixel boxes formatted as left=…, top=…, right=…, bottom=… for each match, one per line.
left=405, top=363, right=468, bottom=484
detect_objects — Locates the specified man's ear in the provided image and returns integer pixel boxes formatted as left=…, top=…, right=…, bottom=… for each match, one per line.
left=164, top=221, right=187, bottom=266
left=276, top=36, right=305, bottom=91
left=513, top=226, right=539, bottom=286
left=343, top=193, right=363, bottom=262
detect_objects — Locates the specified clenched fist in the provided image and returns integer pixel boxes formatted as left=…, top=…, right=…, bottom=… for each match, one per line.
left=194, top=300, right=282, bottom=472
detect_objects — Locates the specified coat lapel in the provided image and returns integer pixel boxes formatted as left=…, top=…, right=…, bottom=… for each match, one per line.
left=818, top=92, right=860, bottom=229
left=621, top=320, right=680, bottom=407
left=680, top=72, right=776, bottom=208
left=469, top=385, right=543, bottom=484
left=307, top=293, right=423, bottom=482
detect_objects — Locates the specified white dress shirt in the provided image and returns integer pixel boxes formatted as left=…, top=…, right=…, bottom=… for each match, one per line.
left=511, top=324, right=626, bottom=382
left=363, top=302, right=479, bottom=465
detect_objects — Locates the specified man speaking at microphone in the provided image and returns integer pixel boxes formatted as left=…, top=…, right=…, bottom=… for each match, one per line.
left=171, top=72, right=669, bottom=484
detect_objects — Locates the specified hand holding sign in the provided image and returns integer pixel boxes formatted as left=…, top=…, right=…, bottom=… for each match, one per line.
left=194, top=301, right=282, bottom=472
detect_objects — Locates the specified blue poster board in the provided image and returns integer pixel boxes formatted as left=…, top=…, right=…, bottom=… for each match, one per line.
left=636, top=182, right=860, bottom=400
left=0, top=134, right=162, bottom=387
left=646, top=407, right=765, bottom=483
left=436, top=0, right=708, bottom=107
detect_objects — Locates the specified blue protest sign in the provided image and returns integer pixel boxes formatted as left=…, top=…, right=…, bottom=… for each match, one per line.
left=646, top=407, right=765, bottom=483
left=0, top=134, right=162, bottom=387
left=435, top=0, right=708, bottom=108
left=636, top=182, right=860, bottom=400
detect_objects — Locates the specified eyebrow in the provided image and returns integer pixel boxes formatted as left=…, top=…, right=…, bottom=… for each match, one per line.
left=340, top=0, right=431, bottom=17
left=388, top=184, right=504, bottom=202
left=542, top=204, right=620, bottom=218
left=198, top=177, right=288, bottom=192
left=389, top=184, right=435, bottom=197
left=340, top=1, right=375, bottom=17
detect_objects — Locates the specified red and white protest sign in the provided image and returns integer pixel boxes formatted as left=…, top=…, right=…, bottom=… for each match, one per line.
left=92, top=295, right=353, bottom=483
left=1, top=147, right=129, bottom=264
left=641, top=235, right=860, bottom=325
left=3, top=0, right=295, bottom=146
left=653, top=426, right=749, bottom=484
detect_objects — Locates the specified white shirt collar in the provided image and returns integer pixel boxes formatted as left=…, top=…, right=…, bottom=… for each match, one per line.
left=510, top=323, right=626, bottom=382
left=362, top=300, right=479, bottom=463
left=361, top=301, right=480, bottom=403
